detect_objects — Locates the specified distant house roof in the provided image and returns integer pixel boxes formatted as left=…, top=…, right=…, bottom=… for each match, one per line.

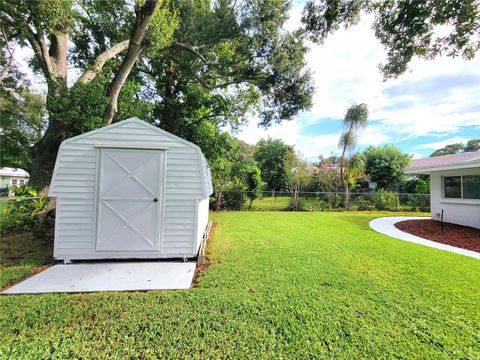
left=0, top=167, right=30, bottom=177
left=406, top=151, right=480, bottom=174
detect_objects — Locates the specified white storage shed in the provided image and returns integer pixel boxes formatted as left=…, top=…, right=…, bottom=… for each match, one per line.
left=48, top=118, right=213, bottom=262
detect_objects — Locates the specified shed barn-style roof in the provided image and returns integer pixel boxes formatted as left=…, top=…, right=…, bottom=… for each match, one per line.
left=49, top=117, right=213, bottom=198
left=406, top=151, right=480, bottom=174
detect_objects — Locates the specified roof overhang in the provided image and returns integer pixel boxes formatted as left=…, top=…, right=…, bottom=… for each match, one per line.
left=406, top=160, right=480, bottom=174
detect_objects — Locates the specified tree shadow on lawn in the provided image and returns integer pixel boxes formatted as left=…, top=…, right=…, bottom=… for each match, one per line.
left=0, top=230, right=53, bottom=290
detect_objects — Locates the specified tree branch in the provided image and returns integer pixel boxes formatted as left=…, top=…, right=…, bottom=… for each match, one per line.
left=30, top=19, right=56, bottom=79
left=0, top=27, right=15, bottom=83
left=173, top=42, right=219, bottom=66
left=77, top=39, right=130, bottom=84
left=51, top=33, right=68, bottom=81
left=104, top=0, right=159, bottom=124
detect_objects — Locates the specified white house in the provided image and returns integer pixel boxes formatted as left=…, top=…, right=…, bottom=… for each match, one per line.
left=49, top=118, right=213, bottom=262
left=406, top=152, right=480, bottom=229
left=0, top=167, right=30, bottom=196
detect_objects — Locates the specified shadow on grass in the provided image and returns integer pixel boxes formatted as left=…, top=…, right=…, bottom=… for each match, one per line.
left=0, top=230, right=53, bottom=289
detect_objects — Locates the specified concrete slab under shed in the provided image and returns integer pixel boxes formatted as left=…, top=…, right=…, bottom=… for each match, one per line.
left=2, top=262, right=196, bottom=294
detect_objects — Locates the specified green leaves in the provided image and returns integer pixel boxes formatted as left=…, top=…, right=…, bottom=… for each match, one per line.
left=302, top=0, right=480, bottom=79
left=0, top=87, right=45, bottom=171
left=362, top=145, right=411, bottom=190
left=145, top=0, right=179, bottom=56
left=302, top=0, right=365, bottom=43
left=154, top=0, right=313, bottom=132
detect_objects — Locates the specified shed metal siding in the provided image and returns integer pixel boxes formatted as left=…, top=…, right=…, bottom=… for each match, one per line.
left=50, top=118, right=210, bottom=260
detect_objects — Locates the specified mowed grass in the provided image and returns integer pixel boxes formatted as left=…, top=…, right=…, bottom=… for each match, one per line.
left=1, top=212, right=479, bottom=359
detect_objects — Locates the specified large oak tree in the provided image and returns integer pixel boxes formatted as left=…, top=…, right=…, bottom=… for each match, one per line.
left=1, top=0, right=314, bottom=190
left=1, top=0, right=178, bottom=188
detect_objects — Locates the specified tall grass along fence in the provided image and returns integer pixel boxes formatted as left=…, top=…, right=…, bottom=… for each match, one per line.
left=211, top=190, right=430, bottom=212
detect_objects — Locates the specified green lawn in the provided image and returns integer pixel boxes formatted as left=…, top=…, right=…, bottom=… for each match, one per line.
left=1, top=212, right=479, bottom=359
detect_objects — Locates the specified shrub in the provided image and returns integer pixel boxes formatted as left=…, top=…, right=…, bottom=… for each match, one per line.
left=302, top=197, right=330, bottom=211
left=223, top=191, right=245, bottom=210
left=356, top=196, right=374, bottom=211
left=0, top=212, right=36, bottom=234
left=221, top=179, right=247, bottom=210
left=374, top=189, right=399, bottom=211
left=0, top=196, right=49, bottom=235
left=11, top=184, right=38, bottom=197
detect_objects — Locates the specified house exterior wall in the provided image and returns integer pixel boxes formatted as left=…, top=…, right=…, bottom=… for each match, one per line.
left=430, top=167, right=480, bottom=229
left=0, top=175, right=29, bottom=196
left=50, top=119, right=209, bottom=260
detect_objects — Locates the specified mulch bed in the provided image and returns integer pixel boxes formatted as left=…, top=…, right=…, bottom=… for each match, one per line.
left=395, top=219, right=480, bottom=253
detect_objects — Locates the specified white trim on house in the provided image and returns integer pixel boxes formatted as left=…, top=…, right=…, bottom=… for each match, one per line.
left=408, top=161, right=480, bottom=174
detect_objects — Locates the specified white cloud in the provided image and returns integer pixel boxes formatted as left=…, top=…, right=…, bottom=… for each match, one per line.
left=357, top=126, right=392, bottom=146
left=414, top=137, right=470, bottom=151
left=238, top=3, right=480, bottom=160
left=236, top=118, right=340, bottom=159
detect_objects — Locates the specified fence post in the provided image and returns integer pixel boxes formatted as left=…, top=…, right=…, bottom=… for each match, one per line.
left=273, top=189, right=276, bottom=211
left=215, top=191, right=221, bottom=211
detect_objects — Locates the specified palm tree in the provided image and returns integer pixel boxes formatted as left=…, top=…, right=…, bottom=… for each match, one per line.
left=338, top=103, right=369, bottom=208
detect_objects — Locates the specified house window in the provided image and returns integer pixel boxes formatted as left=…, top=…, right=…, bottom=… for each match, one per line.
left=19, top=179, right=25, bottom=185
left=11, top=179, right=18, bottom=186
left=444, top=176, right=461, bottom=198
left=463, top=175, right=480, bottom=199
left=444, top=175, right=480, bottom=200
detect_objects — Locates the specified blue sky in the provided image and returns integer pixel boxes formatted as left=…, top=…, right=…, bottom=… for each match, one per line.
left=237, top=4, right=480, bottom=160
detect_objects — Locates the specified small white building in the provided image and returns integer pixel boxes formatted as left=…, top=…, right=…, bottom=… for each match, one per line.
left=406, top=152, right=480, bottom=229
left=49, top=118, right=213, bottom=262
left=0, top=167, right=30, bottom=196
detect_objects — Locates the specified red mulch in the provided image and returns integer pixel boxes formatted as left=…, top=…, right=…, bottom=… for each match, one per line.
left=395, top=219, right=480, bottom=253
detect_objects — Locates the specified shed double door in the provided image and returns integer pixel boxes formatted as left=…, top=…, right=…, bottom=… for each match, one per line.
left=95, top=148, right=165, bottom=252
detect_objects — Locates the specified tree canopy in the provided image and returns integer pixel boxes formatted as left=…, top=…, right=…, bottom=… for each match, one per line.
left=254, top=138, right=294, bottom=191
left=1, top=0, right=313, bottom=188
left=430, top=139, right=480, bottom=156
left=302, top=0, right=480, bottom=79
left=363, top=145, right=411, bottom=191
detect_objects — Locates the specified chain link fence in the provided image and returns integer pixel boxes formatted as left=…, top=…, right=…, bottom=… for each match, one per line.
left=0, top=190, right=431, bottom=232
left=210, top=190, right=430, bottom=212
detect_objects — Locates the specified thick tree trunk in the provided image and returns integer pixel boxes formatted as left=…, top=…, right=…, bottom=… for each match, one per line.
left=28, top=116, right=69, bottom=189
left=104, top=0, right=159, bottom=124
